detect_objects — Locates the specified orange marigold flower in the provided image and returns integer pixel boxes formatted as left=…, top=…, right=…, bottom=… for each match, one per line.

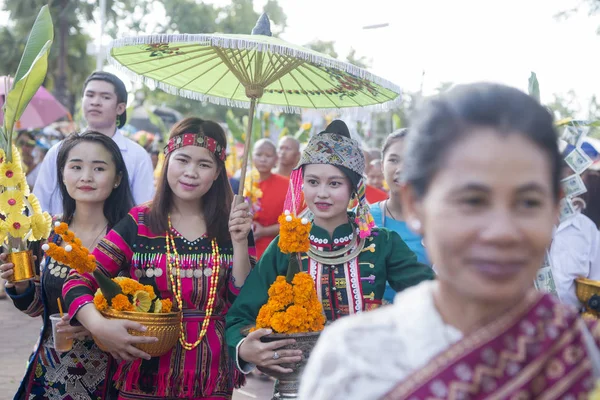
left=267, top=276, right=293, bottom=306
left=269, top=312, right=287, bottom=333
left=277, top=212, right=311, bottom=254
left=111, top=293, right=134, bottom=311
left=160, top=298, right=173, bottom=313
left=93, top=290, right=108, bottom=311
left=114, top=277, right=144, bottom=295
left=284, top=304, right=308, bottom=329
left=54, top=222, right=68, bottom=235
left=256, top=303, right=276, bottom=329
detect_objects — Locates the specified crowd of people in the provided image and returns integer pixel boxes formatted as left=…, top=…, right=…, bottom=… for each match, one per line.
left=1, top=70, right=600, bottom=400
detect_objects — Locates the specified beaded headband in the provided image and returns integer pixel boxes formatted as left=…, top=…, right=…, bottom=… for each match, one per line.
left=164, top=133, right=226, bottom=161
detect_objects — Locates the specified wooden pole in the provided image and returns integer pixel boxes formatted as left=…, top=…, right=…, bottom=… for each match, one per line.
left=234, top=96, right=257, bottom=204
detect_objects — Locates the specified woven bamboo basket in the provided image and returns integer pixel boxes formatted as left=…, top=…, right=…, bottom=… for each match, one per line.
left=575, top=277, right=600, bottom=305
left=95, top=309, right=181, bottom=357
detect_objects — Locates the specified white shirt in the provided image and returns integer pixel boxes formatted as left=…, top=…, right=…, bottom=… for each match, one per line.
left=298, top=281, right=462, bottom=400
left=33, top=130, right=155, bottom=215
left=550, top=212, right=600, bottom=308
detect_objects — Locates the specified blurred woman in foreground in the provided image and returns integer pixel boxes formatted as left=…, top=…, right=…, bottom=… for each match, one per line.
left=300, top=83, right=600, bottom=400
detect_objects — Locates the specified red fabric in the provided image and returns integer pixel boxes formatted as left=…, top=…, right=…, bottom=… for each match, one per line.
left=255, top=173, right=289, bottom=259
left=383, top=293, right=600, bottom=400
left=366, top=185, right=388, bottom=204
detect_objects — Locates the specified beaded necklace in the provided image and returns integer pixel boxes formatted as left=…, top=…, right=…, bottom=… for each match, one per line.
left=166, top=216, right=220, bottom=351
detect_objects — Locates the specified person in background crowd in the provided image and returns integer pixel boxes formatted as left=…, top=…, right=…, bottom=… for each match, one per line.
left=150, top=149, right=160, bottom=171
left=370, top=129, right=431, bottom=304
left=15, top=131, right=37, bottom=179
left=274, top=136, right=301, bottom=177
left=34, top=71, right=154, bottom=215
left=299, top=83, right=600, bottom=400
left=1, top=132, right=135, bottom=399
left=550, top=160, right=600, bottom=308
left=251, top=138, right=289, bottom=259
left=366, top=159, right=386, bottom=191
left=27, top=139, right=51, bottom=189
left=582, top=168, right=600, bottom=229
left=362, top=147, right=388, bottom=203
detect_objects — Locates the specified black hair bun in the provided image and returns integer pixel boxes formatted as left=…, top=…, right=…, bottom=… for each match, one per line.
left=320, top=120, right=351, bottom=138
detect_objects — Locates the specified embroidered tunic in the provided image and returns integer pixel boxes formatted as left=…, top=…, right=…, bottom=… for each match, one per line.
left=225, top=218, right=435, bottom=363
left=63, top=205, right=250, bottom=400
left=7, top=228, right=111, bottom=400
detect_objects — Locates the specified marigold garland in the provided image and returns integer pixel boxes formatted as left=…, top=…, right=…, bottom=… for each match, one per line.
left=43, top=222, right=97, bottom=275
left=42, top=223, right=172, bottom=314
left=277, top=210, right=311, bottom=254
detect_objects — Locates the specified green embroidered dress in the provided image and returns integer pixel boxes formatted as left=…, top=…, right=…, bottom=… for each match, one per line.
left=225, top=217, right=435, bottom=362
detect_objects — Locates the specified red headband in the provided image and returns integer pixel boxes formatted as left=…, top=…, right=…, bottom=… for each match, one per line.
left=164, top=133, right=226, bottom=161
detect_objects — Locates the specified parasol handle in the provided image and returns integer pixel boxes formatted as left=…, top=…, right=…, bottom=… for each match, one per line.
left=237, top=96, right=258, bottom=198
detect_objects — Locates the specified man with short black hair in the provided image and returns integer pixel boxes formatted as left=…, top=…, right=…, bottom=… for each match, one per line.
left=34, top=71, right=154, bottom=214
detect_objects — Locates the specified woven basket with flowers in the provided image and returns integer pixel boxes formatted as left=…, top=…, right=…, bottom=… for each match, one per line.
left=248, top=209, right=325, bottom=398
left=43, top=222, right=180, bottom=357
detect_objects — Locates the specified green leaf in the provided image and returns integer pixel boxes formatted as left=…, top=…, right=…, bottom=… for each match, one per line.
left=528, top=72, right=540, bottom=102
left=3, top=40, right=52, bottom=154
left=13, top=6, right=54, bottom=86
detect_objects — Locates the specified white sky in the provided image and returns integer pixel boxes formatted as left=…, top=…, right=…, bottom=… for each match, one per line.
left=3, top=0, right=600, bottom=115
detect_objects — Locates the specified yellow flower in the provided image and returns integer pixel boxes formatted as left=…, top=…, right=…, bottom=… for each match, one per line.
left=111, top=293, right=134, bottom=311
left=152, top=298, right=163, bottom=313
left=0, top=149, right=5, bottom=163
left=301, top=122, right=312, bottom=131
left=0, top=190, right=24, bottom=214
left=0, top=220, right=7, bottom=244
left=93, top=289, right=108, bottom=311
left=6, top=213, right=30, bottom=238
left=29, top=212, right=52, bottom=241
left=0, top=162, right=25, bottom=188
left=132, top=290, right=152, bottom=312
left=27, top=194, right=42, bottom=214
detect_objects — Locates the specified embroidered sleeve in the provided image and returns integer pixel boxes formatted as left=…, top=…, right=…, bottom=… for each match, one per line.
left=6, top=278, right=44, bottom=317
left=63, top=211, right=139, bottom=318
left=225, top=236, right=288, bottom=371
left=385, top=229, right=435, bottom=292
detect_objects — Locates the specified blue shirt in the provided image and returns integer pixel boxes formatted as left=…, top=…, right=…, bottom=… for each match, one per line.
left=370, top=201, right=431, bottom=302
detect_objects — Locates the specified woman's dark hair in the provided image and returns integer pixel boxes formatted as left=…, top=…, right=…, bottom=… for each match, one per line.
left=582, top=170, right=600, bottom=229
left=381, top=128, right=409, bottom=159
left=57, top=131, right=135, bottom=228
left=147, top=117, right=233, bottom=244
left=402, top=82, right=561, bottom=201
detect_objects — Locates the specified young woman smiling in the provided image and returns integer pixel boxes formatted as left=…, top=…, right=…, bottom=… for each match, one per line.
left=1, top=131, right=134, bottom=399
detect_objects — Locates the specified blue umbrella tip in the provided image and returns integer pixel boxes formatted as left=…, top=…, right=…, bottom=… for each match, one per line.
left=252, top=13, right=272, bottom=36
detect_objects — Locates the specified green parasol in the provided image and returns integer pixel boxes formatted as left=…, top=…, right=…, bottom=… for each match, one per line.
left=108, top=14, right=402, bottom=196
